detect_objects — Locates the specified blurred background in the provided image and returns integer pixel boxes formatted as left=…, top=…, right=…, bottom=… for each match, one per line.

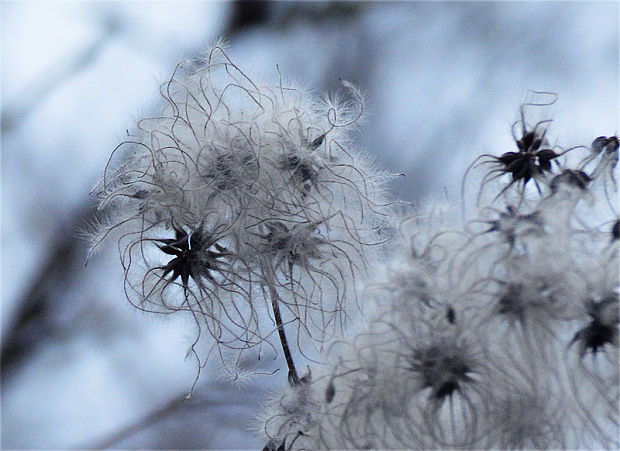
left=1, top=1, right=618, bottom=449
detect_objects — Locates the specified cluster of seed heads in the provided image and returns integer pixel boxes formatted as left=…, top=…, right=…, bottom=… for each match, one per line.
left=89, top=41, right=392, bottom=378
left=87, top=46, right=617, bottom=448
left=262, top=95, right=618, bottom=450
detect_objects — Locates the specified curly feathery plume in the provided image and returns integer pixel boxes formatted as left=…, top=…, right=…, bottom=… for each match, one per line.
left=88, top=40, right=394, bottom=381
left=260, top=95, right=618, bottom=449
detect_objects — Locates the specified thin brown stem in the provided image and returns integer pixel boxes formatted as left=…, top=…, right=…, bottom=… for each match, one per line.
left=269, top=283, right=300, bottom=385
left=264, top=263, right=300, bottom=386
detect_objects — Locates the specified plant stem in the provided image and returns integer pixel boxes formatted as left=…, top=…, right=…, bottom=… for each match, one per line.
left=265, top=265, right=300, bottom=385
left=270, top=287, right=300, bottom=385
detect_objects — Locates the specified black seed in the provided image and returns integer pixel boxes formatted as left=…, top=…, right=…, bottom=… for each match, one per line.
left=130, top=189, right=148, bottom=199
left=310, top=133, right=325, bottom=150
left=518, top=131, right=537, bottom=151
left=412, top=344, right=474, bottom=402
left=498, top=152, right=520, bottom=165
left=434, top=381, right=460, bottom=400
left=591, top=136, right=608, bottom=154
left=572, top=296, right=619, bottom=356
left=498, top=285, right=524, bottom=318
left=326, top=381, right=335, bottom=403
left=573, top=321, right=616, bottom=355
left=262, top=440, right=284, bottom=451
left=550, top=169, right=591, bottom=192
left=446, top=306, right=456, bottom=324
left=606, top=136, right=619, bottom=154
left=154, top=223, right=227, bottom=296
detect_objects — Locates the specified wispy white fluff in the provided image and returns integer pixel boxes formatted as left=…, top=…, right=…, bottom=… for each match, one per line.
left=262, top=94, right=618, bottom=450
left=89, top=40, right=394, bottom=379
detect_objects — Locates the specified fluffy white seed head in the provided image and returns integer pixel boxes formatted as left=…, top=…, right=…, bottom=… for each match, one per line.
left=89, top=41, right=394, bottom=375
left=261, top=97, right=618, bottom=449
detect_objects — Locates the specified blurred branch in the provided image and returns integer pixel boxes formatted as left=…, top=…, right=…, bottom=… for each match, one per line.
left=87, top=383, right=248, bottom=449
left=273, top=2, right=363, bottom=27
left=1, top=12, right=122, bottom=383
left=228, top=0, right=273, bottom=34
left=1, top=201, right=98, bottom=383
left=90, top=391, right=190, bottom=449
